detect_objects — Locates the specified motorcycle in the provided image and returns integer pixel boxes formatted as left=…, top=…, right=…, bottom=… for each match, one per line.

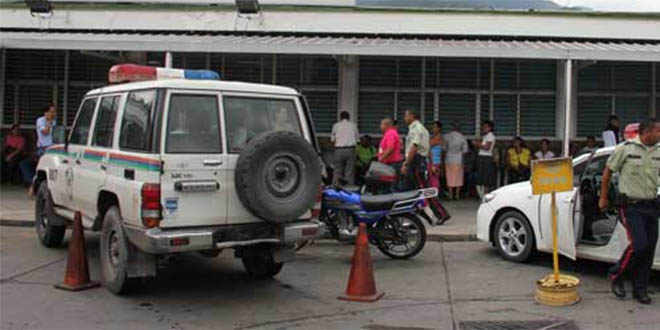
left=319, top=185, right=437, bottom=259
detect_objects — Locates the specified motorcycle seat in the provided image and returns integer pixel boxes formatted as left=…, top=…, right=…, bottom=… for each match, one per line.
left=361, top=191, right=421, bottom=211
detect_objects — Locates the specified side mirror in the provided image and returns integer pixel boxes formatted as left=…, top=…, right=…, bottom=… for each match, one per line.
left=52, top=126, right=68, bottom=150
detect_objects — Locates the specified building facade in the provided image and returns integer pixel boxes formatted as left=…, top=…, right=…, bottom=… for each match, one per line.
left=1, top=2, right=659, bottom=151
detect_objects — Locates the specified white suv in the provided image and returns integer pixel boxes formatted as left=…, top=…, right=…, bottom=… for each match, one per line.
left=34, top=67, right=323, bottom=294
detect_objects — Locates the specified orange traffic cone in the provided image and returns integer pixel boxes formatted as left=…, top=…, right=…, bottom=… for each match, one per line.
left=338, top=222, right=384, bottom=302
left=54, top=211, right=100, bottom=291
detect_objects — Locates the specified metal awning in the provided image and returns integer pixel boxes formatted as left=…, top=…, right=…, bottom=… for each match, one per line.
left=2, top=31, right=659, bottom=62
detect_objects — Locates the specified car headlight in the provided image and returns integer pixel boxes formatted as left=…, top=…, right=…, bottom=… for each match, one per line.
left=483, top=193, right=496, bottom=203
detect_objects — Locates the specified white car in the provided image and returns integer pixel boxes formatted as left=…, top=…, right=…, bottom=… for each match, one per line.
left=477, top=146, right=659, bottom=270
left=34, top=65, right=323, bottom=294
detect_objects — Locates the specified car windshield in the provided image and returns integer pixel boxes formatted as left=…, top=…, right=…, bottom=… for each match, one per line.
left=224, top=96, right=302, bottom=153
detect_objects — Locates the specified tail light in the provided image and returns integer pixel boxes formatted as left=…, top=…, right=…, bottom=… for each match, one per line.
left=141, top=183, right=161, bottom=228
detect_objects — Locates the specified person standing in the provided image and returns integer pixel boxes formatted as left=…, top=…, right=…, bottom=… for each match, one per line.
left=428, top=121, right=444, bottom=194
left=578, top=136, right=599, bottom=156
left=444, top=122, right=468, bottom=200
left=400, top=110, right=430, bottom=191
left=534, top=139, right=555, bottom=160
left=331, top=111, right=359, bottom=185
left=355, top=135, right=377, bottom=184
left=377, top=118, right=403, bottom=186
left=1, top=124, right=26, bottom=184
left=473, top=121, right=496, bottom=200
left=603, top=115, right=621, bottom=148
left=23, top=105, right=57, bottom=192
left=599, top=118, right=659, bottom=305
left=506, top=137, right=531, bottom=184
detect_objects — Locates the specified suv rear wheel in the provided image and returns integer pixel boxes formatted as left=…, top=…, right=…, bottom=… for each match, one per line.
left=35, top=182, right=66, bottom=248
left=100, top=206, right=135, bottom=294
left=241, top=246, right=283, bottom=279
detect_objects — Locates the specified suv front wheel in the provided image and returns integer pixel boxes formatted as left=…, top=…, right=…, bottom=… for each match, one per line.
left=35, top=182, right=66, bottom=248
left=241, top=246, right=283, bottom=279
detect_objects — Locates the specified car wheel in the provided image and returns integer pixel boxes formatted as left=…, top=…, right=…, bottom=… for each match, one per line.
left=494, top=211, right=535, bottom=263
left=34, top=182, right=66, bottom=248
left=241, top=247, right=283, bottom=279
left=235, top=131, right=321, bottom=223
left=100, top=206, right=135, bottom=294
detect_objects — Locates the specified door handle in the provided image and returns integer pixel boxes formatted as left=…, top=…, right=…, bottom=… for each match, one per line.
left=61, top=159, right=69, bottom=164
left=75, top=159, right=81, bottom=165
left=203, top=160, right=223, bottom=166
left=100, top=164, right=107, bottom=171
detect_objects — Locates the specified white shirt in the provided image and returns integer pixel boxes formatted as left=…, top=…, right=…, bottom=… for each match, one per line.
left=602, top=130, right=618, bottom=147
left=331, top=119, right=359, bottom=148
left=478, top=132, right=496, bottom=157
left=535, top=150, right=555, bottom=160
left=36, top=116, right=56, bottom=148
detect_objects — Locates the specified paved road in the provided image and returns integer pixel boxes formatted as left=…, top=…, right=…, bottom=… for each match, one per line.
left=1, top=226, right=658, bottom=330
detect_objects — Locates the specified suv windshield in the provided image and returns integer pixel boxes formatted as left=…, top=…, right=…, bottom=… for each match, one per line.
left=224, top=96, right=301, bottom=153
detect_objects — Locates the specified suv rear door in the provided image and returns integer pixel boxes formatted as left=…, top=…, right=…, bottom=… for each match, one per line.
left=159, top=90, right=228, bottom=228
left=222, top=93, right=310, bottom=224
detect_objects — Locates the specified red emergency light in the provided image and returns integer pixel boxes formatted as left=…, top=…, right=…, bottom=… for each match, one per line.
left=108, top=64, right=220, bottom=84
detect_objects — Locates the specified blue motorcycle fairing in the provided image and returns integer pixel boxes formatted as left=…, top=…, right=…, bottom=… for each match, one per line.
left=321, top=187, right=421, bottom=224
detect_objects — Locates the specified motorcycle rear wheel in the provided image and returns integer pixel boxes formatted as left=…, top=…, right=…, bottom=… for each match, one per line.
left=375, top=213, right=426, bottom=259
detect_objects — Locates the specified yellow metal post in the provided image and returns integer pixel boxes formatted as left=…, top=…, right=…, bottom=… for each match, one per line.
left=551, top=192, right=559, bottom=283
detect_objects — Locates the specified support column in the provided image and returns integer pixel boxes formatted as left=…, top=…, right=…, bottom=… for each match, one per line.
left=337, top=55, right=359, bottom=122
left=165, top=52, right=173, bottom=68
left=562, top=59, right=575, bottom=157
left=651, top=63, right=656, bottom=118
left=63, top=50, right=70, bottom=128
left=0, top=49, right=5, bottom=127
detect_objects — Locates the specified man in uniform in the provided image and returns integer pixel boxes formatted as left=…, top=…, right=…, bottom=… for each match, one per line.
left=599, top=118, right=660, bottom=304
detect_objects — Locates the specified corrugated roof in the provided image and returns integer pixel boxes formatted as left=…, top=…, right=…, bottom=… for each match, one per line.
left=2, top=30, right=659, bottom=61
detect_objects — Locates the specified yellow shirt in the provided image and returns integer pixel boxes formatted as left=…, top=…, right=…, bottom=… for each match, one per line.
left=507, top=147, right=531, bottom=169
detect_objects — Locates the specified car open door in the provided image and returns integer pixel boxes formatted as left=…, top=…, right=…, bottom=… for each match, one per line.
left=538, top=188, right=577, bottom=260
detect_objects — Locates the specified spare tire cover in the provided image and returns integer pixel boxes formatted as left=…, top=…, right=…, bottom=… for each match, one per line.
left=235, top=131, right=321, bottom=223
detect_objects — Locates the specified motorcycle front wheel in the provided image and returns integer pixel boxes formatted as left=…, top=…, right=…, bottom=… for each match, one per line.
left=375, top=213, right=427, bottom=259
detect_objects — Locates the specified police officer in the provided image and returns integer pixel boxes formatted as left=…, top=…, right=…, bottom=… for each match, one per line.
left=599, top=118, right=660, bottom=304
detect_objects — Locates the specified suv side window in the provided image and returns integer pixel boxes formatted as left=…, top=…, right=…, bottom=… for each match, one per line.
left=166, top=94, right=222, bottom=154
left=120, top=90, right=156, bottom=152
left=92, top=95, right=121, bottom=148
left=224, top=96, right=301, bottom=153
left=69, top=98, right=97, bottom=145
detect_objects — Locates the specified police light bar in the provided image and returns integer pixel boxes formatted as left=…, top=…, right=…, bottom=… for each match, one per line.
left=108, top=64, right=220, bottom=83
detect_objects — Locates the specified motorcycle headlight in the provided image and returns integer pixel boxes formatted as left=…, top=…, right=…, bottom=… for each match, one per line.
left=483, top=193, right=496, bottom=203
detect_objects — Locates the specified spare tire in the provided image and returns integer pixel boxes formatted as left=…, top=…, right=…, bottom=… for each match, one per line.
left=235, top=131, right=321, bottom=223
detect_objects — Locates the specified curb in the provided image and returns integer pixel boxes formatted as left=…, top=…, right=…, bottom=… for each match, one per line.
left=0, top=220, right=35, bottom=227
left=427, top=233, right=478, bottom=242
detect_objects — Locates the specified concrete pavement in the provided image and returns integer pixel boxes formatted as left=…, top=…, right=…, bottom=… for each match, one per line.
left=0, top=184, right=481, bottom=241
left=1, top=226, right=658, bottom=330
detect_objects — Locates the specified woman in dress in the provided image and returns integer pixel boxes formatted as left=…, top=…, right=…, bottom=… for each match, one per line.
left=444, top=122, right=468, bottom=200
left=473, top=120, right=496, bottom=200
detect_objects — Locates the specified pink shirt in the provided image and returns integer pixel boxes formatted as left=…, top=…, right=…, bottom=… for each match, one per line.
left=378, top=128, right=403, bottom=164
left=4, top=135, right=25, bottom=151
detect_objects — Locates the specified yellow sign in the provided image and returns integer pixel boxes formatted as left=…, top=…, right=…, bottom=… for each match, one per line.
left=531, top=157, right=573, bottom=195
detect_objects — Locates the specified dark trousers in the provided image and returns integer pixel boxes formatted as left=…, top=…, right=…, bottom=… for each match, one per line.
left=609, top=202, right=659, bottom=294
left=399, top=154, right=449, bottom=219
